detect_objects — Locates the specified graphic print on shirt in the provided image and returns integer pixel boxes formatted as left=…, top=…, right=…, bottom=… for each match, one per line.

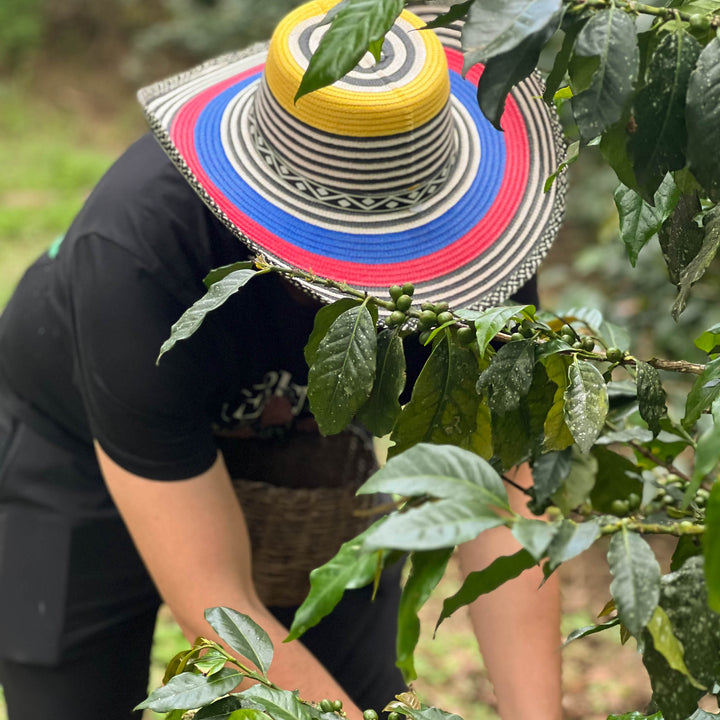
left=217, top=369, right=309, bottom=437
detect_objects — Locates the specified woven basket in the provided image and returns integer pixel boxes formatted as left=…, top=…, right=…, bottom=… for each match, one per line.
left=219, top=426, right=381, bottom=607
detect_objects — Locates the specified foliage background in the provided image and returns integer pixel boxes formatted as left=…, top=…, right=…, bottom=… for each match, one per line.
left=2, top=0, right=718, bottom=718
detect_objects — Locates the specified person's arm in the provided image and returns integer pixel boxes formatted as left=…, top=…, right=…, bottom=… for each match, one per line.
left=95, top=443, right=362, bottom=718
left=456, top=463, right=563, bottom=720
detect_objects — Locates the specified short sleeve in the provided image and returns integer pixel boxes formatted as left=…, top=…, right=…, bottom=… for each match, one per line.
left=69, top=234, right=219, bottom=480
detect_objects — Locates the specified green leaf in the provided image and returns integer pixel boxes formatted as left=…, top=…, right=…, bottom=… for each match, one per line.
left=659, top=191, right=705, bottom=287
left=531, top=448, right=573, bottom=512
left=683, top=355, right=720, bottom=429
left=359, top=445, right=509, bottom=551
left=608, top=528, right=661, bottom=637
left=545, top=140, right=579, bottom=192
left=607, top=713, right=661, bottom=720
left=461, top=0, right=562, bottom=67
left=636, top=361, right=667, bottom=437
left=194, top=696, right=244, bottom=719
left=135, top=668, right=243, bottom=712
left=356, top=329, right=405, bottom=437
left=695, top=321, right=720, bottom=356
left=158, top=269, right=260, bottom=362
left=227, top=710, right=274, bottom=720
left=570, top=7, right=639, bottom=142
left=396, top=548, right=454, bottom=682
left=672, top=205, right=720, bottom=320
left=477, top=339, right=535, bottom=415
left=192, top=647, right=231, bottom=677
left=204, top=608, right=273, bottom=677
left=614, top=174, right=681, bottom=266
left=458, top=304, right=534, bottom=356
left=686, top=37, right=720, bottom=200
left=546, top=518, right=601, bottom=571
left=599, top=119, right=637, bottom=190
left=511, top=517, right=561, bottom=561
left=436, top=549, right=536, bottom=628
left=238, top=685, right=312, bottom=720
left=286, top=519, right=386, bottom=641
left=203, top=261, right=256, bottom=287
left=295, top=0, right=404, bottom=101
left=404, top=708, right=465, bottom=720
left=475, top=14, right=562, bottom=131
left=423, top=0, right=473, bottom=30
left=629, top=30, right=702, bottom=199
left=304, top=298, right=361, bottom=367
left=307, top=304, right=377, bottom=435
left=542, top=354, right=575, bottom=452
left=390, top=334, right=480, bottom=455
left=359, top=443, right=508, bottom=503
left=646, top=605, right=704, bottom=689
left=563, top=359, right=609, bottom=454
left=704, top=481, right=720, bottom=612
left=689, top=398, right=720, bottom=492
left=563, top=617, right=621, bottom=646
left=543, top=16, right=585, bottom=104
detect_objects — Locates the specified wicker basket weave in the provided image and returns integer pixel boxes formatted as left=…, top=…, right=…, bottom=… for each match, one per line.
left=220, top=426, right=381, bottom=607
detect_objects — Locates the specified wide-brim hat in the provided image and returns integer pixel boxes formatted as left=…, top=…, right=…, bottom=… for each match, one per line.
left=138, top=0, right=566, bottom=311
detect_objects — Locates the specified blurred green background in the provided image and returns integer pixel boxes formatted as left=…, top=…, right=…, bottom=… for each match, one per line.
left=1, top=1, right=717, bottom=718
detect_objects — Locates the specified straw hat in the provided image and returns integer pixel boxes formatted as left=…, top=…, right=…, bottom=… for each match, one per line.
left=138, top=0, right=566, bottom=311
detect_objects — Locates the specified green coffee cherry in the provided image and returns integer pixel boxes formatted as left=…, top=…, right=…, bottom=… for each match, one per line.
left=581, top=336, right=595, bottom=351
left=401, top=282, right=415, bottom=296
left=388, top=713, right=401, bottom=720
left=320, top=699, right=334, bottom=713
left=611, top=499, right=630, bottom=516
left=689, top=13, right=710, bottom=30
left=436, top=311, right=454, bottom=325
left=419, top=330, right=433, bottom=345
left=456, top=326, right=476, bottom=346
left=387, top=310, right=406, bottom=327
left=510, top=332, right=525, bottom=342
left=333, top=700, right=343, bottom=712
left=606, top=347, right=624, bottom=363
left=627, top=492, right=641, bottom=510
left=363, top=711, right=379, bottom=720
left=418, top=310, right=438, bottom=329
left=433, top=301, right=449, bottom=313
left=395, top=294, right=413, bottom=312
left=389, top=285, right=403, bottom=301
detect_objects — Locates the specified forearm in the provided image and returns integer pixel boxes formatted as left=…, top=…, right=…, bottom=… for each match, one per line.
left=457, top=465, right=563, bottom=720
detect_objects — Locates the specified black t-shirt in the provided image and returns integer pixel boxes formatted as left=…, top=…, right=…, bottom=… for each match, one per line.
left=0, top=133, right=324, bottom=480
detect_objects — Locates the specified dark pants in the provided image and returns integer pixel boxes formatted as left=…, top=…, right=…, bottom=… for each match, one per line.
left=0, top=407, right=405, bottom=719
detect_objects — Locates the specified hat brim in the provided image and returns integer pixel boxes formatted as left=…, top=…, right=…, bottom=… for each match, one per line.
left=139, top=14, right=566, bottom=310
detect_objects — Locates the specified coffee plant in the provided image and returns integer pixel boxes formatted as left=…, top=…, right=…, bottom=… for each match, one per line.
left=145, top=1, right=720, bottom=719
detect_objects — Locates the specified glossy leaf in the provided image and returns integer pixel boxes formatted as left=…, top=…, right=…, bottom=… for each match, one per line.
left=563, top=617, right=621, bottom=646
left=636, top=361, right=667, bottom=436
left=659, top=191, right=705, bottom=287
left=646, top=605, right=703, bottom=689
left=608, top=528, right=660, bottom=637
left=436, top=549, right=536, bottom=627
left=686, top=37, right=720, bottom=200
left=158, top=269, right=260, bottom=362
left=475, top=14, right=561, bottom=130
left=286, top=518, right=387, bottom=641
left=307, top=304, right=377, bottom=435
left=295, top=0, right=404, bottom=101
left=704, top=481, right=720, bottom=612
left=629, top=30, right=701, bottom=199
left=357, top=329, right=405, bottom=437
left=695, top=321, right=720, bottom=356
left=683, top=355, right=720, bottom=429
left=543, top=15, right=585, bottom=104
left=564, top=359, right=609, bottom=454
left=511, top=517, right=561, bottom=561
left=530, top=448, right=573, bottom=512
left=546, top=518, right=601, bottom=571
left=135, top=668, right=243, bottom=712
left=461, top=0, right=562, bottom=68
left=542, top=354, right=575, bottom=452
left=614, top=174, right=680, bottom=266
left=193, top=696, right=245, bottom=719
left=672, top=205, right=720, bottom=320
left=203, top=261, right=256, bottom=287
left=571, top=7, right=639, bottom=142
left=204, top=608, right=273, bottom=677
left=396, top=548, right=453, bottom=681
left=551, top=448, right=597, bottom=515
left=477, top=339, right=535, bottom=415
left=304, top=298, right=361, bottom=367
left=687, top=399, right=720, bottom=506
left=226, top=710, right=273, bottom=720
left=458, top=304, right=534, bottom=356
left=390, top=334, right=480, bottom=456
left=238, top=685, right=313, bottom=720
